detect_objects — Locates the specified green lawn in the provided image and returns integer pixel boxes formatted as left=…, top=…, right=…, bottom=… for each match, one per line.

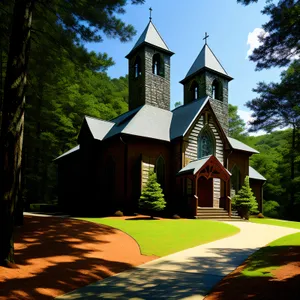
left=250, top=217, right=300, bottom=230
left=242, top=218, right=300, bottom=278
left=80, top=218, right=239, bottom=257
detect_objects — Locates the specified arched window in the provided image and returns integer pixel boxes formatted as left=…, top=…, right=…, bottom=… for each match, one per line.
left=152, top=53, right=164, bottom=77
left=134, top=55, right=141, bottom=78
left=231, top=165, right=240, bottom=195
left=198, top=127, right=215, bottom=159
left=190, top=81, right=199, bottom=100
left=155, top=155, right=165, bottom=190
left=212, top=79, right=223, bottom=100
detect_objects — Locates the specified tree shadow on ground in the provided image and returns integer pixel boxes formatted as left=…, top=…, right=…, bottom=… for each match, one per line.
left=55, top=247, right=260, bottom=299
left=205, top=245, right=300, bottom=300
left=56, top=246, right=300, bottom=299
left=0, top=215, right=153, bottom=300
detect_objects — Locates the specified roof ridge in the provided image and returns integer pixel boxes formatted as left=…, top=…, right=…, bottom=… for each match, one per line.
left=171, top=96, right=208, bottom=112
left=85, top=115, right=115, bottom=124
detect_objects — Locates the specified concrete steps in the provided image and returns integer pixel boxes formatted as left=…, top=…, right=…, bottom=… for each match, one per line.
left=195, top=207, right=242, bottom=221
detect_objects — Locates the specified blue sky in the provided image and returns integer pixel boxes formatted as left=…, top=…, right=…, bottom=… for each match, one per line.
left=86, top=0, right=282, bottom=121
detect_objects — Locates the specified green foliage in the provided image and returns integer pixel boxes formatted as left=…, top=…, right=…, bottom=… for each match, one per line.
left=232, top=176, right=258, bottom=219
left=245, top=61, right=300, bottom=219
left=228, top=104, right=247, bottom=140
left=139, top=171, right=166, bottom=217
left=174, top=101, right=182, bottom=108
left=238, top=0, right=300, bottom=70
left=263, top=200, right=280, bottom=218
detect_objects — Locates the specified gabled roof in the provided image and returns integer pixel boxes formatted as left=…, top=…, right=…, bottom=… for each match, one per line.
left=249, top=166, right=266, bottom=181
left=106, top=105, right=172, bottom=142
left=180, top=44, right=232, bottom=83
left=85, top=116, right=114, bottom=141
left=177, top=155, right=231, bottom=181
left=126, top=21, right=174, bottom=58
left=177, top=156, right=211, bottom=176
left=228, top=137, right=259, bottom=154
left=170, top=96, right=208, bottom=140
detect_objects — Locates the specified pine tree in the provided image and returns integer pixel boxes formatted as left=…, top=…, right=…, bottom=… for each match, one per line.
left=139, top=170, right=166, bottom=218
left=232, top=176, right=258, bottom=220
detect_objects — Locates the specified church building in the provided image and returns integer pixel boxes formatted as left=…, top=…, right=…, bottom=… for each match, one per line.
left=56, top=20, right=266, bottom=218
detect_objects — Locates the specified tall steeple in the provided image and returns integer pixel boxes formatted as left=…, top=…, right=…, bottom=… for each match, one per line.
left=180, top=37, right=233, bottom=134
left=126, top=17, right=174, bottom=111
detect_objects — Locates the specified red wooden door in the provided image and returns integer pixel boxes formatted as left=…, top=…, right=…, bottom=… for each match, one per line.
left=198, top=177, right=213, bottom=207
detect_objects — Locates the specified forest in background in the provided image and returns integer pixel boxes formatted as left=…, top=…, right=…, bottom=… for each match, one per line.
left=229, top=105, right=300, bottom=220
left=0, top=0, right=299, bottom=216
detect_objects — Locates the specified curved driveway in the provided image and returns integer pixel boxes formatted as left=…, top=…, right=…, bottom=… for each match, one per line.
left=57, top=221, right=299, bottom=300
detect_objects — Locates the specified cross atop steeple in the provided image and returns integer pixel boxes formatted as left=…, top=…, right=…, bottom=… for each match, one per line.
left=203, top=32, right=209, bottom=45
left=149, top=7, right=152, bottom=21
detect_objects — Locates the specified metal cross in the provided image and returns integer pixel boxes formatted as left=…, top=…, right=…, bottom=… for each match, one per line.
left=149, top=7, right=152, bottom=21
left=203, top=32, right=209, bottom=45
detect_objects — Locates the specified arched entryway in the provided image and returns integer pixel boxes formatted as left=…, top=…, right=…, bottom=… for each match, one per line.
left=178, top=155, right=231, bottom=216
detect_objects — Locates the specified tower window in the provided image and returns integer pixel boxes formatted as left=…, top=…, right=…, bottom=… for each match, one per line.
left=198, top=127, right=215, bottom=159
left=134, top=55, right=141, bottom=78
left=190, top=81, right=199, bottom=100
left=152, top=53, right=164, bottom=77
left=212, top=79, right=223, bottom=100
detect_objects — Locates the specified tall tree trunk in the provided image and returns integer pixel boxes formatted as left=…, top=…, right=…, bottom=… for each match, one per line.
left=0, top=0, right=34, bottom=266
left=289, top=125, right=296, bottom=219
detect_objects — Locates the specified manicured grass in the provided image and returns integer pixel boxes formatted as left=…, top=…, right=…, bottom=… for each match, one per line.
left=80, top=218, right=239, bottom=257
left=250, top=217, right=300, bottom=229
left=241, top=231, right=300, bottom=278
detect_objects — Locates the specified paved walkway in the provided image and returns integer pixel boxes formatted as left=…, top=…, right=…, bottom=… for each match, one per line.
left=56, top=221, right=299, bottom=300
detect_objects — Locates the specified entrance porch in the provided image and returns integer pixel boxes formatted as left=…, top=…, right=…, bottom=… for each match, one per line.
left=177, top=155, right=232, bottom=218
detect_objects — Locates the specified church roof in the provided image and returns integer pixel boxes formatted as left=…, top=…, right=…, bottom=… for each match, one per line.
left=249, top=166, right=266, bottom=181
left=170, top=96, right=209, bottom=139
left=85, top=116, right=114, bottom=141
left=56, top=100, right=260, bottom=161
left=180, top=44, right=232, bottom=83
left=177, top=155, right=231, bottom=177
left=228, top=137, right=259, bottom=154
left=126, top=21, right=173, bottom=58
left=54, top=145, right=79, bottom=161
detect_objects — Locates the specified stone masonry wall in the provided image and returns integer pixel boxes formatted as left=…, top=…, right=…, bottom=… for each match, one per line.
left=144, top=46, right=171, bottom=110
left=205, top=71, right=229, bottom=135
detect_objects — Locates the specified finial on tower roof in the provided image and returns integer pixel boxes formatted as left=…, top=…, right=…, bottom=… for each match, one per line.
left=203, top=32, right=209, bottom=45
left=149, top=7, right=152, bottom=21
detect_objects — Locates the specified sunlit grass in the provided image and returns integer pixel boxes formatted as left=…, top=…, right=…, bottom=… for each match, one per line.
left=250, top=217, right=300, bottom=230
left=241, top=232, right=300, bottom=278
left=80, top=218, right=239, bottom=257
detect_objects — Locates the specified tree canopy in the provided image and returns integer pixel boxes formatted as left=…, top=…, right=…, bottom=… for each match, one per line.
left=0, top=0, right=143, bottom=266
left=228, top=104, right=247, bottom=139
left=237, top=0, right=300, bottom=70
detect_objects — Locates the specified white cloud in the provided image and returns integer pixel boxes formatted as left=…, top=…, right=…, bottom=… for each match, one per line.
left=246, top=28, right=299, bottom=61
left=246, top=28, right=268, bottom=59
left=237, top=109, right=265, bottom=136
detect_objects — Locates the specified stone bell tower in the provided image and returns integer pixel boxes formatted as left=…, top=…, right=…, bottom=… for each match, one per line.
left=126, top=19, right=174, bottom=111
left=180, top=35, right=233, bottom=134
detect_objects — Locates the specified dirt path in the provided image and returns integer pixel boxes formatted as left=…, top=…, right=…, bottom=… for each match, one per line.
left=205, top=246, right=300, bottom=300
left=0, top=215, right=156, bottom=300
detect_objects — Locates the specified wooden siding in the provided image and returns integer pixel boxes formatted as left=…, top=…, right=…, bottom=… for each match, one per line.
left=141, top=161, right=154, bottom=188
left=185, top=114, right=224, bottom=207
